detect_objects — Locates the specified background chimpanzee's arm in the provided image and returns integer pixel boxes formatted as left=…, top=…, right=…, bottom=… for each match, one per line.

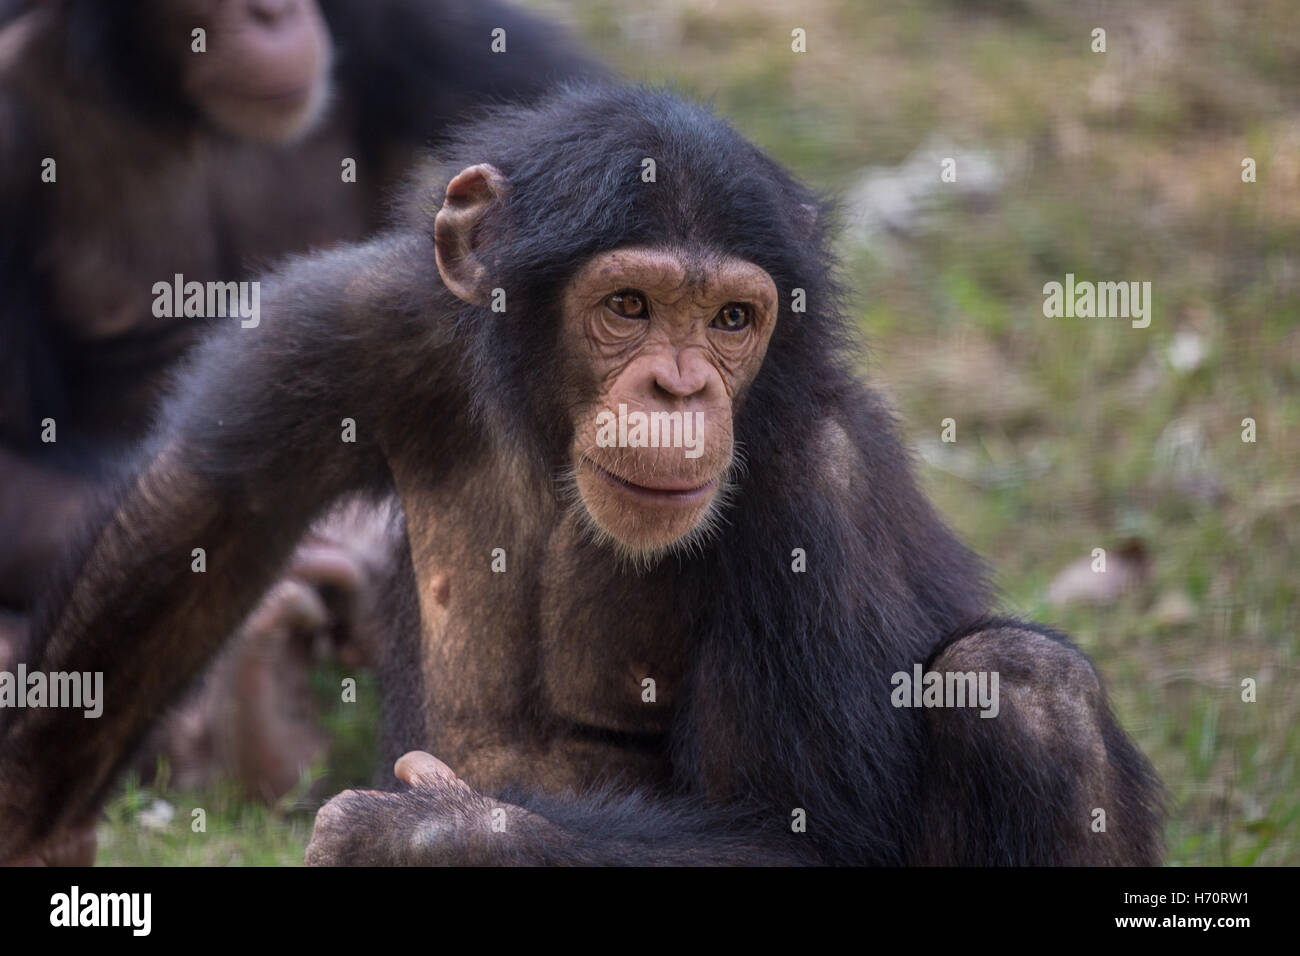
left=323, top=0, right=608, bottom=157
left=0, top=84, right=81, bottom=610
left=0, top=451, right=97, bottom=608
left=0, top=260, right=96, bottom=610
left=0, top=234, right=450, bottom=859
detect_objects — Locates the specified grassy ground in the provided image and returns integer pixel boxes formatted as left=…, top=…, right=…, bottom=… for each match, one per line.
left=99, top=0, right=1298, bottom=865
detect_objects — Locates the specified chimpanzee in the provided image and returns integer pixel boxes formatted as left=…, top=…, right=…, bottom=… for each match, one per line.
left=0, top=0, right=601, bottom=820
left=0, top=86, right=1164, bottom=866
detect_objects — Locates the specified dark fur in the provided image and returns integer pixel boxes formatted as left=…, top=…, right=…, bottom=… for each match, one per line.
left=0, top=0, right=603, bottom=609
left=49, top=0, right=602, bottom=141
left=0, top=87, right=1164, bottom=865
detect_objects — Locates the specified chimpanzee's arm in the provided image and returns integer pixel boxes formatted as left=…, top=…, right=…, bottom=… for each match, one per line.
left=0, top=234, right=450, bottom=859
left=305, top=752, right=815, bottom=866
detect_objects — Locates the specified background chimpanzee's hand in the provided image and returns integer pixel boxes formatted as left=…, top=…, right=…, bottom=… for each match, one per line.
left=147, top=500, right=397, bottom=803
left=2, top=823, right=97, bottom=867
left=0, top=612, right=22, bottom=676
left=305, top=752, right=547, bottom=866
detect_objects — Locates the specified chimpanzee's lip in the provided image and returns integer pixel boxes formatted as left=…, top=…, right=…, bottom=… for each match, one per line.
left=585, top=458, right=718, bottom=502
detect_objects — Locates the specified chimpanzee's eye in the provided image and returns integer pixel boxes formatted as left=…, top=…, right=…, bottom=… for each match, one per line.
left=712, top=303, right=751, bottom=331
left=605, top=290, right=648, bottom=319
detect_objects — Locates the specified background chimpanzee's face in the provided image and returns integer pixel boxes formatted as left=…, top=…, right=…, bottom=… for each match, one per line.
left=561, top=247, right=777, bottom=560
left=166, top=0, right=333, bottom=144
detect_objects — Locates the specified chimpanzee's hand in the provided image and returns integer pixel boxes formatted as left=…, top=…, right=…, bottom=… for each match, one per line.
left=304, top=752, right=547, bottom=866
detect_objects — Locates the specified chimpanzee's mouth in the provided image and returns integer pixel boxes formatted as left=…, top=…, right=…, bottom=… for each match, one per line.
left=585, top=458, right=718, bottom=502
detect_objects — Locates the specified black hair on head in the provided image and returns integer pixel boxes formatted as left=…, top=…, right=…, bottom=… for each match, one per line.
left=423, top=84, right=856, bottom=464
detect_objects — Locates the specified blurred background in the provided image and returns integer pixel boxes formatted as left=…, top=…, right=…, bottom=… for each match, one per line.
left=99, top=0, right=1299, bottom=865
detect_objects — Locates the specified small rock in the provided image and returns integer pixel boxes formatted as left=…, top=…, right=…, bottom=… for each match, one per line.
left=138, top=798, right=175, bottom=831
left=1047, top=542, right=1148, bottom=608
left=1151, top=590, right=1197, bottom=627
left=1166, top=330, right=1206, bottom=373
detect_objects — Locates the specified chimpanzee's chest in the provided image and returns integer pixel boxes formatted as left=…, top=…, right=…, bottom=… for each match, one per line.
left=36, top=122, right=374, bottom=441
left=39, top=145, right=223, bottom=346
left=401, top=459, right=687, bottom=794
left=40, top=119, right=372, bottom=344
left=535, top=518, right=688, bottom=739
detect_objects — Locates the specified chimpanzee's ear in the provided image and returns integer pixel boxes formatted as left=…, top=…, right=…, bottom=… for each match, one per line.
left=434, top=163, right=508, bottom=305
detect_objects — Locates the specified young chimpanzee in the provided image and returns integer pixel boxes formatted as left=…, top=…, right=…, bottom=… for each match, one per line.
left=0, top=86, right=1164, bottom=866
